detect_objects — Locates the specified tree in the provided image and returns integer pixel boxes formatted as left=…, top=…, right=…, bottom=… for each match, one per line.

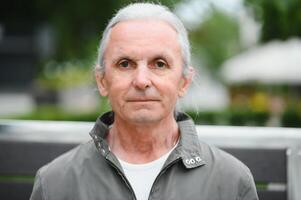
left=1, top=0, right=182, bottom=61
left=244, top=0, right=301, bottom=42
left=189, top=8, right=241, bottom=74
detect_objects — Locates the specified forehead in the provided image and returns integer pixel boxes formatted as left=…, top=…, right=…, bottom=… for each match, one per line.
left=105, top=19, right=181, bottom=59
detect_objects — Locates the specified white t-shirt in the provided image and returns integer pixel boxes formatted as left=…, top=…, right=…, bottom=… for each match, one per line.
left=117, top=145, right=177, bottom=200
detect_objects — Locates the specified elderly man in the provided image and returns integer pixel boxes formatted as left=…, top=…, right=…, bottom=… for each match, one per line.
left=30, top=3, right=258, bottom=200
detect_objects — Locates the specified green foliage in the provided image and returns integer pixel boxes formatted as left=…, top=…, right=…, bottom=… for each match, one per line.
left=16, top=106, right=100, bottom=121
left=1, top=0, right=182, bottom=62
left=33, top=0, right=182, bottom=62
left=186, top=109, right=270, bottom=126
left=37, top=59, right=94, bottom=90
left=228, top=109, right=269, bottom=126
left=189, top=8, right=241, bottom=73
left=0, top=175, right=34, bottom=183
left=34, top=0, right=133, bottom=61
left=244, top=0, right=301, bottom=42
left=12, top=100, right=111, bottom=121
left=282, top=108, right=301, bottom=128
left=188, top=108, right=301, bottom=127
left=255, top=182, right=268, bottom=190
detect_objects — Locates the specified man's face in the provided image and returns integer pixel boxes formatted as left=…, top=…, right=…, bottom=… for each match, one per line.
left=96, top=20, right=192, bottom=124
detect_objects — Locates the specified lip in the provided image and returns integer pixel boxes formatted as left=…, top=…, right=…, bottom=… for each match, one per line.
left=126, top=97, right=160, bottom=102
left=127, top=99, right=160, bottom=102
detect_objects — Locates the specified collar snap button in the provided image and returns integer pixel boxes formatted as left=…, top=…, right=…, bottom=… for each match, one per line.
left=195, top=156, right=202, bottom=162
left=190, top=158, right=196, bottom=164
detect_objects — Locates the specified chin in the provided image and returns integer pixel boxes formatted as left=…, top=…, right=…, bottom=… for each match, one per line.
left=126, top=110, right=163, bottom=124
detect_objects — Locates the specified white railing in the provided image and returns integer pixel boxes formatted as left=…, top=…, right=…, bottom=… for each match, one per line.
left=1, top=120, right=301, bottom=200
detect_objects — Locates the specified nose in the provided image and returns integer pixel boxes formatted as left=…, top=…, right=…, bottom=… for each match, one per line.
left=132, top=65, right=152, bottom=90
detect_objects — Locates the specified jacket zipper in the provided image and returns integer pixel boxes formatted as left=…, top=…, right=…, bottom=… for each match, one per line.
left=148, top=157, right=181, bottom=200
left=106, top=158, right=137, bottom=200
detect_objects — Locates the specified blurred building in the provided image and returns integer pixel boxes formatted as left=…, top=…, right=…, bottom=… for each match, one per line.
left=220, top=39, right=301, bottom=126
left=0, top=23, right=54, bottom=116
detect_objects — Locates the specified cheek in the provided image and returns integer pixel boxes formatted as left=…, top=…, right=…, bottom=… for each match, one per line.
left=106, top=80, right=131, bottom=107
left=107, top=84, right=126, bottom=100
left=158, top=78, right=182, bottom=100
left=105, top=71, right=131, bottom=93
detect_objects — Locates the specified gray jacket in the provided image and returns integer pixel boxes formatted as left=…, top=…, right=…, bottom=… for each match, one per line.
left=30, top=111, right=258, bottom=200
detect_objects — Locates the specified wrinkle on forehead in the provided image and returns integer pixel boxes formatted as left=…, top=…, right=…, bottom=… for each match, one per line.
left=110, top=19, right=178, bottom=39
left=104, top=19, right=182, bottom=65
left=110, top=47, right=176, bottom=63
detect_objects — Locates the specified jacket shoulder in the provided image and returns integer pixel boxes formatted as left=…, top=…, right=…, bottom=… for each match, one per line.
left=198, top=139, right=257, bottom=199
left=41, top=141, right=96, bottom=173
left=35, top=141, right=101, bottom=196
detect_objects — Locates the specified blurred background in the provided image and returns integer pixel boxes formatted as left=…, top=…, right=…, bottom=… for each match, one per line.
left=0, top=0, right=300, bottom=127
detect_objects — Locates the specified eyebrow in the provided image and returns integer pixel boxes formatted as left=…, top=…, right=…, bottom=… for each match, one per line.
left=113, top=51, right=174, bottom=63
left=152, top=52, right=173, bottom=60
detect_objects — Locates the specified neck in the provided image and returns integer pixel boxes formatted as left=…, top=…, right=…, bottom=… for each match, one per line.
left=107, top=114, right=179, bottom=164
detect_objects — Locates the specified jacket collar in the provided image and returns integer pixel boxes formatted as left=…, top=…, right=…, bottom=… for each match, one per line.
left=89, top=111, right=206, bottom=169
left=168, top=111, right=206, bottom=168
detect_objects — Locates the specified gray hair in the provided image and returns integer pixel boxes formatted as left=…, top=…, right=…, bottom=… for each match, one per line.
left=95, top=2, right=191, bottom=75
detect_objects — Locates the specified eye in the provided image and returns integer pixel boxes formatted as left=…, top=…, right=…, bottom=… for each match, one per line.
left=118, top=59, right=130, bottom=68
left=155, top=59, right=167, bottom=69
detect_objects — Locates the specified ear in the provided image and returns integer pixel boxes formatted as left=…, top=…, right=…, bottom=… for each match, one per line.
left=178, top=67, right=194, bottom=97
left=95, top=65, right=109, bottom=97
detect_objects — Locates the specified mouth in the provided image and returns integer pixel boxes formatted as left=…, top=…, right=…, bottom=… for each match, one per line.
left=126, top=97, right=160, bottom=102
left=127, top=99, right=160, bottom=102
